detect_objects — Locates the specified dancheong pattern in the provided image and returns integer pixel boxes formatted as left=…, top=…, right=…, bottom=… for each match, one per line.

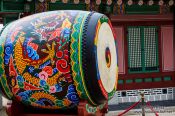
left=0, top=10, right=118, bottom=110
left=0, top=11, right=91, bottom=109
left=70, top=12, right=88, bottom=99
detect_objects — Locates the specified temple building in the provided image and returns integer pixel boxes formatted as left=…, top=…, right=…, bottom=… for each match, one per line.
left=0, top=0, right=174, bottom=105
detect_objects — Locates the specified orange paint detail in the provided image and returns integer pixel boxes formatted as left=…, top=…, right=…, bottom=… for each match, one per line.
left=12, top=85, right=20, bottom=94
left=28, top=41, right=38, bottom=51
left=63, top=99, right=71, bottom=106
left=43, top=66, right=53, bottom=76
left=48, top=28, right=62, bottom=41
left=9, top=58, right=17, bottom=77
left=24, top=82, right=41, bottom=90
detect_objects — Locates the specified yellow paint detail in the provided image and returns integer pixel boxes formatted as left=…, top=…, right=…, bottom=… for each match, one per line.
left=62, top=18, right=72, bottom=29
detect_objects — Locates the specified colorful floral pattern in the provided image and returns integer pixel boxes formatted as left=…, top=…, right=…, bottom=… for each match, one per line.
left=0, top=11, right=84, bottom=109
left=0, top=11, right=117, bottom=110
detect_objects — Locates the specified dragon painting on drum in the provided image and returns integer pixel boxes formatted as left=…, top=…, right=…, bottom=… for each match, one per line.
left=0, top=10, right=118, bottom=110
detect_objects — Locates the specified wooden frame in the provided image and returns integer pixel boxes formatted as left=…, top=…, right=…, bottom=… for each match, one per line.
left=6, top=100, right=108, bottom=116
left=113, top=27, right=125, bottom=74
left=161, top=25, right=174, bottom=72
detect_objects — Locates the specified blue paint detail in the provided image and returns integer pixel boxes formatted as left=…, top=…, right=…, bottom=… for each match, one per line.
left=34, top=73, right=39, bottom=77
left=53, top=68, right=58, bottom=74
left=39, top=60, right=51, bottom=69
left=66, top=84, right=79, bottom=104
left=35, top=101, right=45, bottom=106
left=17, top=75, right=24, bottom=82
left=28, top=66, right=35, bottom=73
left=55, top=84, right=62, bottom=92
left=40, top=80, right=46, bottom=86
left=23, top=37, right=31, bottom=55
left=94, top=46, right=101, bottom=80
left=61, top=28, right=71, bottom=40
left=38, top=98, right=54, bottom=106
left=27, top=46, right=39, bottom=60
left=4, top=42, right=13, bottom=64
left=18, top=90, right=32, bottom=101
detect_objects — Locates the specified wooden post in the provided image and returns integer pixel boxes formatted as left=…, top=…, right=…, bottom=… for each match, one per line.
left=140, top=93, right=145, bottom=116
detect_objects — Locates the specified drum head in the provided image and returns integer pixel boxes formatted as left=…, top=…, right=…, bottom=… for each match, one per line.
left=97, top=22, right=117, bottom=93
left=82, top=13, right=118, bottom=105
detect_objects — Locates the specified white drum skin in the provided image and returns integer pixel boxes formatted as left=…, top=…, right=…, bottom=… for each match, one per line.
left=97, top=22, right=117, bottom=93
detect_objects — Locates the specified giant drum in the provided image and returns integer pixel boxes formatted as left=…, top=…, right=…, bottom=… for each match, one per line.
left=0, top=10, right=118, bottom=109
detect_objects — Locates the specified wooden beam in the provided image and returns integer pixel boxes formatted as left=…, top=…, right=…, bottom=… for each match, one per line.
left=0, top=12, right=19, bottom=17
left=110, top=14, right=174, bottom=22
left=118, top=81, right=175, bottom=90
left=118, top=71, right=175, bottom=90
left=119, top=72, right=175, bottom=79
left=0, top=12, right=20, bottom=24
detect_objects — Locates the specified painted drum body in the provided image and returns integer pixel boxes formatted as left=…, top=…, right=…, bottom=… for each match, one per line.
left=0, top=10, right=118, bottom=109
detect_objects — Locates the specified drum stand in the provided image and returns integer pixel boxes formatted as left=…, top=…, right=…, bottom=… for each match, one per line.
left=6, top=100, right=108, bottom=116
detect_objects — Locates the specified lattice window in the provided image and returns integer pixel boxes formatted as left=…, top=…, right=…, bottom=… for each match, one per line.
left=127, top=26, right=159, bottom=73
left=144, top=27, right=158, bottom=71
left=128, top=27, right=142, bottom=71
